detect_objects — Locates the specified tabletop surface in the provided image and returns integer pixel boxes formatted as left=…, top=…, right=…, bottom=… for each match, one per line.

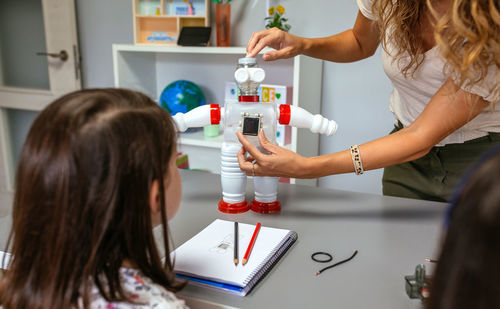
left=169, top=170, right=446, bottom=309
left=0, top=170, right=446, bottom=308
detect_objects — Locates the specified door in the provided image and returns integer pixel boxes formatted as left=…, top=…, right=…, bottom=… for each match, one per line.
left=0, top=0, right=81, bottom=217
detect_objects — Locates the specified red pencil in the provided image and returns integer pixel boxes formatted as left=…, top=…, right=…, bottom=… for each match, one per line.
left=242, top=222, right=261, bottom=265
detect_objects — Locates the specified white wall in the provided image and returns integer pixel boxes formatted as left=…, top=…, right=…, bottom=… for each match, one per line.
left=75, top=0, right=134, bottom=87
left=75, top=0, right=394, bottom=195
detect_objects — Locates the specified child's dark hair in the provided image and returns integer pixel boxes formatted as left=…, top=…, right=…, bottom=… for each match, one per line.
left=0, top=88, right=184, bottom=308
left=426, top=146, right=500, bottom=309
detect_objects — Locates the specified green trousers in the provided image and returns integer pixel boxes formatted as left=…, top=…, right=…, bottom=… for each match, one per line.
left=382, top=123, right=500, bottom=202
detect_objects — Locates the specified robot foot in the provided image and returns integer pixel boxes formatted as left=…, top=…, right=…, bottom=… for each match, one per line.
left=250, top=200, right=281, bottom=214
left=218, top=199, right=250, bottom=214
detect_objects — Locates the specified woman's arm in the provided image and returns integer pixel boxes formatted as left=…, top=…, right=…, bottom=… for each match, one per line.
left=246, top=11, right=380, bottom=63
left=236, top=80, right=489, bottom=178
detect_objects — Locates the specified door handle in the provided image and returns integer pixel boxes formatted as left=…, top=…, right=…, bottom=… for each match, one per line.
left=36, top=50, right=68, bottom=62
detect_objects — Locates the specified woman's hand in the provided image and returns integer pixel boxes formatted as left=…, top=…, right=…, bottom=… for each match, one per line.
left=236, top=130, right=313, bottom=178
left=246, top=28, right=305, bottom=61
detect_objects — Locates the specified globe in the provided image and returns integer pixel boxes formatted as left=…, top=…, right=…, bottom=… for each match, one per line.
left=159, top=80, right=206, bottom=115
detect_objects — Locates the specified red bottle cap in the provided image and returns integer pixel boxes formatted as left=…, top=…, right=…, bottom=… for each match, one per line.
left=279, top=104, right=291, bottom=125
left=210, top=104, right=221, bottom=124
left=250, top=200, right=281, bottom=214
left=239, top=95, right=260, bottom=102
left=218, top=199, right=250, bottom=214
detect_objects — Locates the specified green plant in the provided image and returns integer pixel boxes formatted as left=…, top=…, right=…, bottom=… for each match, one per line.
left=265, top=5, right=291, bottom=32
left=212, top=0, right=232, bottom=3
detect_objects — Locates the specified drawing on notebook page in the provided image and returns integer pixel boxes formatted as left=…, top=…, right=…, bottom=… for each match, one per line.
left=209, top=233, right=248, bottom=255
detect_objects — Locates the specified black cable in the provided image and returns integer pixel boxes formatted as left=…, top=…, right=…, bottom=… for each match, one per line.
left=311, top=252, right=333, bottom=263
left=315, top=250, right=358, bottom=276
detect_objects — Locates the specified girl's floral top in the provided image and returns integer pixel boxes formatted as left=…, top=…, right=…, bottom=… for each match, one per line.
left=86, top=268, right=188, bottom=309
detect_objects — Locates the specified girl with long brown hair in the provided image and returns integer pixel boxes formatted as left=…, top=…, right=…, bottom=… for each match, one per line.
left=239, top=0, right=500, bottom=202
left=0, top=89, right=188, bottom=308
left=426, top=144, right=500, bottom=309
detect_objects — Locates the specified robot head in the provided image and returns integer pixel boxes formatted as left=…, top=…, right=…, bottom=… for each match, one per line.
left=234, top=57, right=265, bottom=97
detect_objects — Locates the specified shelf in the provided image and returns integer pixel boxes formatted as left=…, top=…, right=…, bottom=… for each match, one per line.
left=177, top=129, right=293, bottom=151
left=177, top=15, right=207, bottom=18
left=113, top=44, right=270, bottom=55
left=136, top=14, right=173, bottom=18
left=178, top=129, right=223, bottom=149
left=136, top=14, right=206, bottom=18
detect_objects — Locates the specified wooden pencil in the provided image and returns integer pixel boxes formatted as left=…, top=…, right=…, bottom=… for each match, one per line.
left=234, top=222, right=239, bottom=265
left=242, top=222, right=261, bottom=265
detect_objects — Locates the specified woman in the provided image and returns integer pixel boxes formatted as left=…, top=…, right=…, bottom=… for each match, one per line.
left=237, top=0, right=500, bottom=201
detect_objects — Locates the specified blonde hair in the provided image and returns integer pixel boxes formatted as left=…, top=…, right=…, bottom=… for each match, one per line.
left=434, top=0, right=500, bottom=103
left=373, top=0, right=500, bottom=102
left=373, top=0, right=427, bottom=77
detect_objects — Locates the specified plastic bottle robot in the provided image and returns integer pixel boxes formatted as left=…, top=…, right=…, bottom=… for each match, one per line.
left=173, top=57, right=338, bottom=214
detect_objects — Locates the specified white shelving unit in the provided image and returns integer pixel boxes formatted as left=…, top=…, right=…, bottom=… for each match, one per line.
left=112, top=44, right=323, bottom=186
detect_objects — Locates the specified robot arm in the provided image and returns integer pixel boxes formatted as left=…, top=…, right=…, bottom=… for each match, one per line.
left=278, top=104, right=338, bottom=136
left=172, top=104, right=222, bottom=132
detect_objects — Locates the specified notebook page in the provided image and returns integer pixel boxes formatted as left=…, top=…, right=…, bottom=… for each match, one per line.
left=172, top=219, right=290, bottom=287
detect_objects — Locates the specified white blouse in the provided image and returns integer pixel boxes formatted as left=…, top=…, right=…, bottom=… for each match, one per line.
left=357, top=0, right=500, bottom=146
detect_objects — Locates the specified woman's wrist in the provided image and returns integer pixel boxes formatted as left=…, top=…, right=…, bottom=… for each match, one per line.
left=301, top=37, right=314, bottom=56
left=297, top=155, right=323, bottom=179
left=311, top=151, right=359, bottom=177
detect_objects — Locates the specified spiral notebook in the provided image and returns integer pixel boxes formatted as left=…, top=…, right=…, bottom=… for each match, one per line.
left=172, top=219, right=297, bottom=296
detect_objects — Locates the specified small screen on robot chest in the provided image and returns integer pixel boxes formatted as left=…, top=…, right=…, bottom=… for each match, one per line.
left=242, top=117, right=260, bottom=136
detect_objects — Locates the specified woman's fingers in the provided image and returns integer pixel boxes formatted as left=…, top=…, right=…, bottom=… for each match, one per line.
left=246, top=29, right=271, bottom=57
left=236, top=147, right=255, bottom=163
left=236, top=130, right=300, bottom=178
left=252, top=34, right=278, bottom=59
left=257, top=130, right=279, bottom=153
left=237, top=147, right=262, bottom=176
left=247, top=28, right=303, bottom=62
left=246, top=32, right=258, bottom=56
left=262, top=45, right=293, bottom=61
left=246, top=30, right=266, bottom=56
left=262, top=50, right=280, bottom=61
left=237, top=147, right=253, bottom=173
left=246, top=28, right=286, bottom=58
left=236, top=131, right=274, bottom=177
left=236, top=131, right=266, bottom=161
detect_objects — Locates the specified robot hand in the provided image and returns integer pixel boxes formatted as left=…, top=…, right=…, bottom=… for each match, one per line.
left=279, top=105, right=338, bottom=136
left=172, top=104, right=222, bottom=132
left=309, top=113, right=338, bottom=136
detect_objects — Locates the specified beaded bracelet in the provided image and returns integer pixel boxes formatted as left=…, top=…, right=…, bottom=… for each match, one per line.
left=349, top=145, right=364, bottom=175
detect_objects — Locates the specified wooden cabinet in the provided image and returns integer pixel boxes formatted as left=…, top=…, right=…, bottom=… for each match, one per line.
left=133, top=0, right=209, bottom=45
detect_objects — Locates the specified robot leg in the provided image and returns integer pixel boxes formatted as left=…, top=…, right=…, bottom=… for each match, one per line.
left=251, top=176, right=281, bottom=213
left=219, top=143, right=250, bottom=213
